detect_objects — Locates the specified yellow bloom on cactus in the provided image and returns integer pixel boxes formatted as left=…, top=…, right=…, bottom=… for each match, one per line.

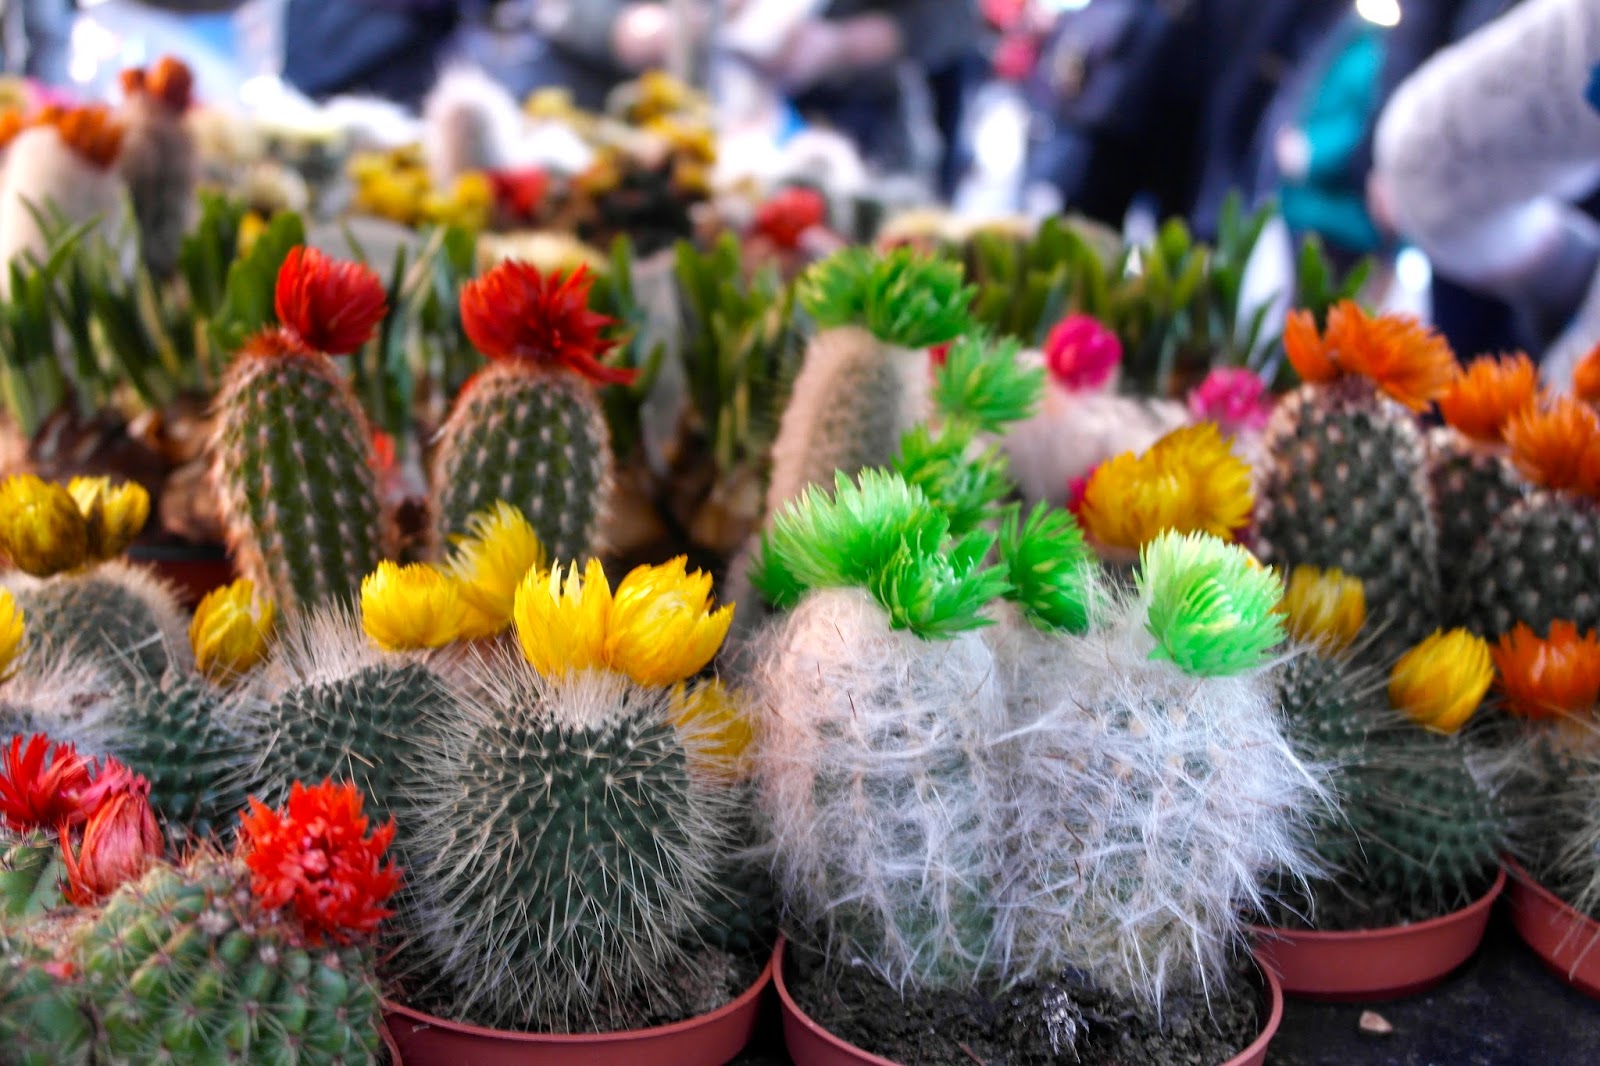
left=0, top=588, right=25, bottom=682
left=361, top=562, right=467, bottom=652
left=670, top=679, right=754, bottom=782
left=67, top=477, right=149, bottom=561
left=514, top=559, right=612, bottom=677
left=190, top=578, right=275, bottom=682
left=445, top=502, right=548, bottom=640
left=1389, top=629, right=1495, bottom=735
left=1079, top=425, right=1253, bottom=551
left=0, top=474, right=89, bottom=577
left=1278, top=565, right=1366, bottom=653
left=608, top=557, right=734, bottom=687
left=1079, top=451, right=1189, bottom=551
left=1153, top=423, right=1254, bottom=540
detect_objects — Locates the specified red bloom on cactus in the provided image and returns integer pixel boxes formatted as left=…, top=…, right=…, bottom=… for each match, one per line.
left=459, top=261, right=632, bottom=385
left=275, top=246, right=388, bottom=356
left=1043, top=314, right=1121, bottom=392
left=753, top=187, right=827, bottom=250
left=0, top=734, right=93, bottom=833
left=239, top=779, right=400, bottom=945
left=59, top=759, right=162, bottom=904
left=929, top=342, right=951, bottom=367
left=489, top=167, right=549, bottom=220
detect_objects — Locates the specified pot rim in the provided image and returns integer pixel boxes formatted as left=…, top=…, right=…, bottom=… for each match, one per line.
left=381, top=949, right=775, bottom=1044
left=771, top=935, right=1284, bottom=1066
left=1247, top=864, right=1507, bottom=943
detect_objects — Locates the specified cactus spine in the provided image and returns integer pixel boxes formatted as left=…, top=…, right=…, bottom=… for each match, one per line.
left=3, top=562, right=190, bottom=684
left=211, top=247, right=392, bottom=615
left=431, top=260, right=630, bottom=562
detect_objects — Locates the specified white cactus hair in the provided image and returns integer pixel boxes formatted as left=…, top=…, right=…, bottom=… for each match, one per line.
left=251, top=600, right=383, bottom=697
left=1003, top=382, right=1191, bottom=506
left=0, top=639, right=120, bottom=754
left=406, top=644, right=740, bottom=1029
left=996, top=586, right=1327, bottom=1007
left=752, top=587, right=1010, bottom=990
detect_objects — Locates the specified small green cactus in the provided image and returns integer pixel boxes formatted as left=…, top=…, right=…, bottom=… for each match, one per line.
left=115, top=669, right=248, bottom=841
left=0, top=922, right=93, bottom=1066
left=4, top=562, right=190, bottom=684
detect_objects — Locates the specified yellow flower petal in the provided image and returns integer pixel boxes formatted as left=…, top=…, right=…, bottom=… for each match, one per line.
left=670, top=679, right=754, bottom=783
left=0, top=588, right=26, bottom=682
left=361, top=562, right=468, bottom=652
left=445, top=502, right=548, bottom=640
left=607, top=557, right=733, bottom=687
left=1277, top=565, right=1366, bottom=653
left=190, top=578, right=275, bottom=683
left=67, top=476, right=150, bottom=561
left=0, top=474, right=89, bottom=577
left=513, top=559, right=611, bottom=677
left=1389, top=629, right=1494, bottom=735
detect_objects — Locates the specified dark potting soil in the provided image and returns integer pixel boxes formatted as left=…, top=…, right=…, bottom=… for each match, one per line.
left=785, top=946, right=1263, bottom=1066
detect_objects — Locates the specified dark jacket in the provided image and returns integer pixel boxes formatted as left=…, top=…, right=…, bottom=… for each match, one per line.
left=282, top=0, right=460, bottom=110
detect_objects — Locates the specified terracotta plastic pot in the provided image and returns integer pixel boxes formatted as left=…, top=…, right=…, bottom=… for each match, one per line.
left=382, top=952, right=774, bottom=1066
left=127, top=542, right=234, bottom=608
left=772, top=937, right=1284, bottom=1066
left=381, top=1019, right=404, bottom=1065
left=1507, top=860, right=1600, bottom=1000
left=1250, top=865, right=1506, bottom=1001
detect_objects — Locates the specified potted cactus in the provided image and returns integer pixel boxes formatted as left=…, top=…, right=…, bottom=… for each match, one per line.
left=741, top=338, right=1321, bottom=1065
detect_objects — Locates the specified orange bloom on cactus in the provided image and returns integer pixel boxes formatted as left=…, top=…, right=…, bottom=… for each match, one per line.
left=274, top=246, right=388, bottom=356
left=1437, top=352, right=1540, bottom=443
left=459, top=261, right=633, bottom=385
left=1284, top=302, right=1457, bottom=411
left=0, top=110, right=24, bottom=151
left=1284, top=309, right=1338, bottom=383
left=1505, top=396, right=1600, bottom=494
left=53, top=105, right=122, bottom=169
left=0, top=734, right=92, bottom=833
left=123, top=55, right=193, bottom=112
left=1492, top=621, right=1600, bottom=720
left=239, top=779, right=400, bottom=945
left=1574, top=342, right=1600, bottom=406
left=60, top=759, right=162, bottom=904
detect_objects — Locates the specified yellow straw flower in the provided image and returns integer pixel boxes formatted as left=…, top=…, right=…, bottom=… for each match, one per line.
left=1278, top=565, right=1366, bottom=653
left=607, top=557, right=734, bottom=688
left=67, top=476, right=150, bottom=561
left=1079, top=451, right=1189, bottom=551
left=190, top=578, right=275, bottom=683
left=0, top=474, right=89, bottom=577
left=361, top=562, right=468, bottom=652
left=1389, top=629, right=1494, bottom=735
left=0, top=588, right=25, bottom=682
left=1154, top=422, right=1254, bottom=540
left=670, top=679, right=754, bottom=783
left=445, top=502, right=548, bottom=640
left=513, top=559, right=612, bottom=677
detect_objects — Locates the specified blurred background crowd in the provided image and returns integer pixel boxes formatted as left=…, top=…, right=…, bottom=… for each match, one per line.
left=2, top=0, right=1598, bottom=378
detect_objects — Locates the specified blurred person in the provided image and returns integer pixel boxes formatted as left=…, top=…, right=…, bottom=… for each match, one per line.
left=1373, top=0, right=1600, bottom=383
left=9, top=0, right=76, bottom=86
left=282, top=0, right=460, bottom=110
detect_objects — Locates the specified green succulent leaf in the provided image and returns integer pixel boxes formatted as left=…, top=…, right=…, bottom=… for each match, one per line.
left=931, top=333, right=1044, bottom=432
left=1138, top=531, right=1285, bottom=677
left=892, top=424, right=1012, bottom=537
left=999, top=504, right=1097, bottom=634
left=751, top=469, right=949, bottom=609
left=870, top=530, right=1007, bottom=639
left=799, top=247, right=974, bottom=349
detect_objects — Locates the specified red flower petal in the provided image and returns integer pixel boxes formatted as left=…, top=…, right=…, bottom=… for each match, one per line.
left=239, top=779, right=401, bottom=945
left=275, top=246, right=388, bottom=356
left=753, top=187, right=828, bottom=251
left=60, top=761, right=161, bottom=905
left=459, top=262, right=630, bottom=385
left=0, top=734, right=93, bottom=833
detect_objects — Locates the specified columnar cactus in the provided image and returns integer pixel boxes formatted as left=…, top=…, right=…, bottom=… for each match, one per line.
left=1254, top=303, right=1456, bottom=658
left=409, top=554, right=743, bottom=1031
left=74, top=780, right=398, bottom=1065
left=117, top=56, right=198, bottom=278
left=211, top=246, right=392, bottom=614
left=431, top=261, right=629, bottom=563
left=764, top=247, right=973, bottom=512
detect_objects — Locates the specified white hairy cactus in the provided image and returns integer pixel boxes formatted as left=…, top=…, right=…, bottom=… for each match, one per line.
left=0, top=642, right=120, bottom=754
left=996, top=587, right=1325, bottom=1006
left=421, top=65, right=525, bottom=189
left=753, top=587, right=1010, bottom=989
left=0, top=124, right=126, bottom=280
left=1003, top=382, right=1190, bottom=506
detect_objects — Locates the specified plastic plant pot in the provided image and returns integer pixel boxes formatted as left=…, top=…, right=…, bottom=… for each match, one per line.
left=383, top=951, right=774, bottom=1066
left=772, top=936, right=1284, bottom=1066
left=1250, top=865, right=1507, bottom=1001
left=1507, top=859, right=1600, bottom=1000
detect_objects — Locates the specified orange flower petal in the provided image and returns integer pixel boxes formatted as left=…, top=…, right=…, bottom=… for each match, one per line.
left=1437, top=352, right=1541, bottom=443
left=1506, top=396, right=1600, bottom=493
left=1326, top=302, right=1458, bottom=411
left=1492, top=620, right=1600, bottom=720
left=1575, top=341, right=1600, bottom=407
left=1284, top=308, right=1339, bottom=384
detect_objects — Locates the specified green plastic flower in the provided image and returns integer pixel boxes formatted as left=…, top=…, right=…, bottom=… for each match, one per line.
left=870, top=530, right=1008, bottom=639
left=799, top=247, right=974, bottom=349
left=892, top=424, right=1011, bottom=537
left=999, top=504, right=1096, bottom=635
left=932, top=334, right=1044, bottom=433
left=1138, top=531, right=1285, bottom=677
left=751, top=469, right=947, bottom=609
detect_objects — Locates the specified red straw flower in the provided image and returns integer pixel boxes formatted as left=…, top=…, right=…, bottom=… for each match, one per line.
left=753, top=187, right=827, bottom=251
left=60, top=759, right=162, bottom=904
left=274, top=246, right=388, bottom=356
left=0, top=734, right=93, bottom=833
left=489, top=167, right=549, bottom=221
left=239, top=779, right=400, bottom=945
left=459, top=261, right=631, bottom=385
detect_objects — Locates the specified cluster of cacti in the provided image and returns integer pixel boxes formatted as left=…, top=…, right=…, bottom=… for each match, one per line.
left=1254, top=303, right=1456, bottom=659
